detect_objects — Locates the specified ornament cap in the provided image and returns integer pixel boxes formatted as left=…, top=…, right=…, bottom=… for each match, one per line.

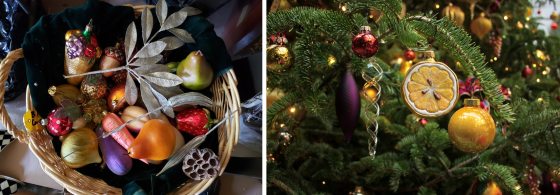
left=416, top=50, right=435, bottom=61
left=464, top=98, right=480, bottom=107
left=360, top=26, right=371, bottom=32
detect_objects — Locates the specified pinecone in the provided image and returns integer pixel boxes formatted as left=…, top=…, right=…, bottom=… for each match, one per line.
left=488, top=33, right=502, bottom=58
left=182, top=148, right=220, bottom=181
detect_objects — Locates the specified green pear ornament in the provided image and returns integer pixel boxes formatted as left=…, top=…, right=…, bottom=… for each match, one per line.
left=176, top=51, right=214, bottom=90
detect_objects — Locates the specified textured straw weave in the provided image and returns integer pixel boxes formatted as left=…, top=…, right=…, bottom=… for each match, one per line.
left=0, top=6, right=240, bottom=194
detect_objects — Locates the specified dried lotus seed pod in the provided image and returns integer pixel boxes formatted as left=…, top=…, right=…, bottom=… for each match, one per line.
left=182, top=148, right=220, bottom=180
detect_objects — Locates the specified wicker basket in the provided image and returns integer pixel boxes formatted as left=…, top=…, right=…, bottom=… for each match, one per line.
left=0, top=5, right=240, bottom=194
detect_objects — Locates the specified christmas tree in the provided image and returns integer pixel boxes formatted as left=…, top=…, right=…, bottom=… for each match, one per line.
left=266, top=0, right=560, bottom=194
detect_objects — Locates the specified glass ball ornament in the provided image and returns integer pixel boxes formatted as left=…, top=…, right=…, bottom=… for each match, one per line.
left=352, top=26, right=379, bottom=58
left=267, top=44, right=292, bottom=72
left=448, top=98, right=496, bottom=153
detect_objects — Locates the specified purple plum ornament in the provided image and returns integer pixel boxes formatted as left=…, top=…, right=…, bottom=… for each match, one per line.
left=336, top=70, right=361, bottom=141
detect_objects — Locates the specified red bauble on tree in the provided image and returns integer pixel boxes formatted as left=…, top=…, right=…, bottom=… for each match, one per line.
left=552, top=22, right=558, bottom=30
left=522, top=65, right=533, bottom=78
left=404, top=49, right=416, bottom=61
left=352, top=26, right=379, bottom=58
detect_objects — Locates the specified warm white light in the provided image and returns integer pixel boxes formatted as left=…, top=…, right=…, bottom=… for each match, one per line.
left=435, top=3, right=440, bottom=9
left=536, top=78, right=541, bottom=83
left=289, top=107, right=296, bottom=113
left=504, top=16, right=509, bottom=20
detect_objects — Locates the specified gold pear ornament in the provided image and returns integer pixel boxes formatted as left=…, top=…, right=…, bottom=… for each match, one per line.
left=470, top=13, right=493, bottom=39
left=64, top=20, right=102, bottom=85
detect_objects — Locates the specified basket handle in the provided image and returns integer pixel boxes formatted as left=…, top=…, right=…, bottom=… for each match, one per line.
left=0, top=48, right=27, bottom=143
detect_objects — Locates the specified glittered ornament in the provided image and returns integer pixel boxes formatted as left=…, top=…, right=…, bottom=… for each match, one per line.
left=267, top=44, right=292, bottom=72
left=64, top=20, right=101, bottom=85
left=100, top=44, right=125, bottom=77
left=442, top=3, right=465, bottom=26
left=81, top=74, right=107, bottom=99
left=182, top=148, right=220, bottom=180
left=352, top=26, right=379, bottom=58
left=336, top=70, right=361, bottom=141
left=48, top=84, right=85, bottom=106
left=47, top=107, right=73, bottom=136
left=404, top=49, right=416, bottom=61
left=176, top=108, right=213, bottom=136
left=470, top=13, right=493, bottom=39
left=448, top=98, right=496, bottom=153
left=82, top=99, right=107, bottom=124
left=488, top=32, right=502, bottom=58
left=111, top=70, right=128, bottom=84
left=552, top=22, right=558, bottom=30
left=522, top=65, right=533, bottom=78
left=107, top=84, right=127, bottom=112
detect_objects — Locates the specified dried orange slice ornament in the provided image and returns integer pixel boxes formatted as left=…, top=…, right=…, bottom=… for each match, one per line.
left=402, top=51, right=459, bottom=117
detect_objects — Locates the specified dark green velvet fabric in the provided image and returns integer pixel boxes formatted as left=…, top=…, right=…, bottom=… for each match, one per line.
left=20, top=0, right=228, bottom=193
left=22, top=0, right=233, bottom=117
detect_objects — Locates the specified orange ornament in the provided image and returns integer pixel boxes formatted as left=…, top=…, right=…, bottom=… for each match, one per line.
left=129, top=119, right=176, bottom=160
left=482, top=181, right=502, bottom=195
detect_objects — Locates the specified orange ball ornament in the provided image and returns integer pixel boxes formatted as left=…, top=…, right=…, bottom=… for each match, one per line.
left=129, top=119, right=176, bottom=161
left=448, top=98, right=496, bottom=153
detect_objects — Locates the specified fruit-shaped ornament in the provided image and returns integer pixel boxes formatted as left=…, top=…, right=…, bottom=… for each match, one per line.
left=95, top=126, right=132, bottom=176
left=99, top=44, right=125, bottom=77
left=64, top=20, right=101, bottom=85
left=129, top=119, right=176, bottom=161
left=48, top=84, right=85, bottom=106
left=102, top=113, right=135, bottom=151
left=402, top=50, right=459, bottom=117
left=107, top=84, right=127, bottom=112
left=352, top=26, right=379, bottom=58
left=177, top=51, right=214, bottom=90
left=442, top=3, right=465, bottom=26
left=479, top=181, right=502, bottom=195
left=404, top=49, right=416, bottom=61
left=120, top=106, right=150, bottom=133
left=470, top=13, right=493, bottom=39
left=82, top=99, right=107, bottom=124
left=336, top=70, right=361, bottom=141
left=111, top=70, right=128, bottom=84
left=177, top=108, right=213, bottom=136
left=47, top=107, right=73, bottom=136
left=522, top=65, right=533, bottom=78
left=60, top=127, right=102, bottom=168
left=81, top=74, right=107, bottom=99
left=448, top=98, right=496, bottom=153
left=267, top=36, right=292, bottom=72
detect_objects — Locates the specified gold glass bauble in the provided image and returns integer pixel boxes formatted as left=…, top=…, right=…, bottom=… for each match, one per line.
left=470, top=13, right=493, bottom=39
left=442, top=3, right=465, bottom=26
left=551, top=11, right=559, bottom=21
left=362, top=82, right=378, bottom=102
left=267, top=88, right=285, bottom=107
left=267, top=44, right=292, bottom=72
left=482, top=181, right=502, bottom=195
left=399, top=60, right=413, bottom=76
left=448, top=98, right=496, bottom=153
